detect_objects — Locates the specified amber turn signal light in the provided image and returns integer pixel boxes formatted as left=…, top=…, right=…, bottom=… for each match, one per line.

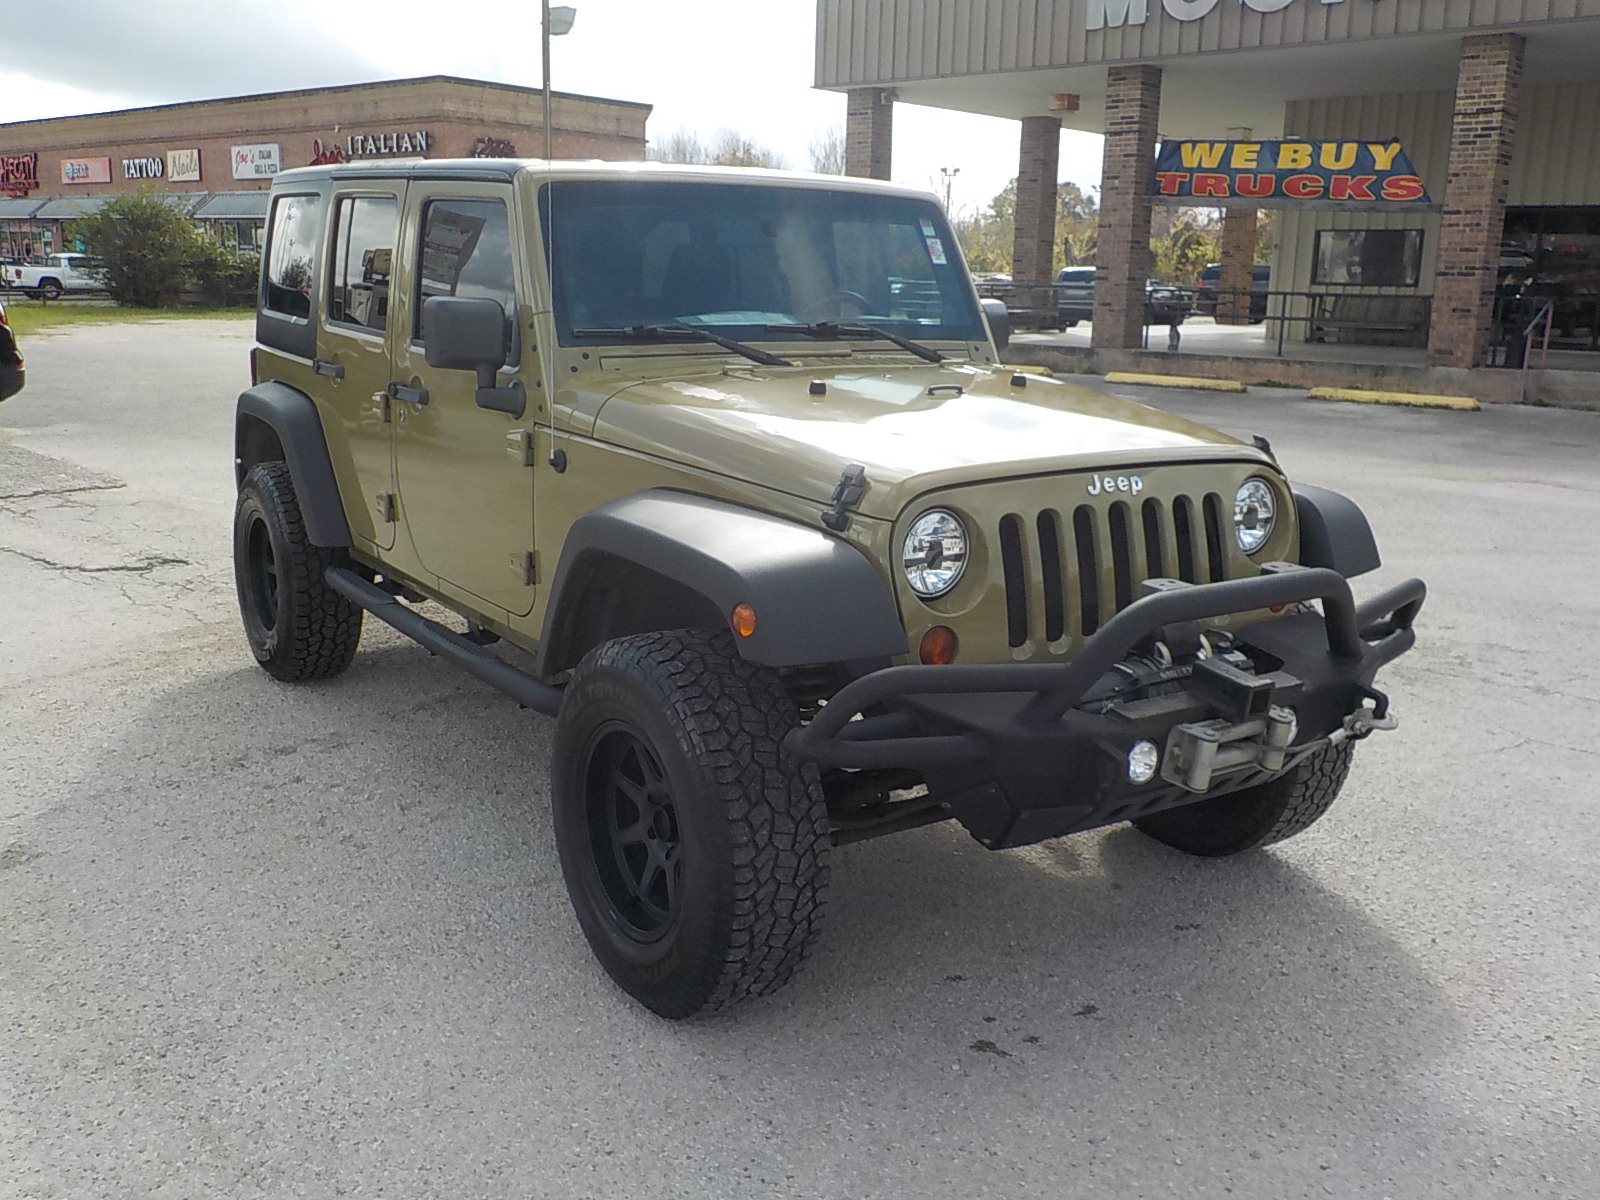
left=919, top=625, right=958, bottom=665
left=731, top=603, right=757, bottom=638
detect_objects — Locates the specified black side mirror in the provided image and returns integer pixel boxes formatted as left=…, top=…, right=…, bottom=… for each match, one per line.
left=421, top=295, right=526, bottom=417
left=980, top=297, right=1010, bottom=351
left=423, top=295, right=509, bottom=381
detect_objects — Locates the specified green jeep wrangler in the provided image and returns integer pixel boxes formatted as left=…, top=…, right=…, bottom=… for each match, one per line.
left=233, top=160, right=1425, bottom=1018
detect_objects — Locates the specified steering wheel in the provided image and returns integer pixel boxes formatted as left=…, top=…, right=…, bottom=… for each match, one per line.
left=795, top=290, right=871, bottom=322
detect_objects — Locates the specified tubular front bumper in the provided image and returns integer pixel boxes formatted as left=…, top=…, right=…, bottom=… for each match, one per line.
left=784, top=564, right=1425, bottom=849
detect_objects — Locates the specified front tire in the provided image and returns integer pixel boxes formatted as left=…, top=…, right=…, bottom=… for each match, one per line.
left=552, top=630, right=830, bottom=1019
left=1132, top=741, right=1354, bottom=857
left=232, top=461, right=363, bottom=682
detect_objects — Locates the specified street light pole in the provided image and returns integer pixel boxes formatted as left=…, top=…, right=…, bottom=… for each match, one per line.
left=542, top=2, right=577, bottom=161
left=940, top=166, right=960, bottom=213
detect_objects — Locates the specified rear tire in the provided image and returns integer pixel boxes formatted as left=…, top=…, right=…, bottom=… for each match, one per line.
left=233, top=461, right=363, bottom=682
left=38, top=279, right=62, bottom=301
left=552, top=630, right=830, bottom=1019
left=1132, top=741, right=1354, bottom=857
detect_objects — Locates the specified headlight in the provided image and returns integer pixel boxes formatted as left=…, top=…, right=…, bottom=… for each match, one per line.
left=1234, top=477, right=1276, bottom=555
left=902, top=509, right=968, bottom=598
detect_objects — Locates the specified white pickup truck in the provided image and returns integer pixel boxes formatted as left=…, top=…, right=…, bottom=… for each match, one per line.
left=2, top=253, right=102, bottom=299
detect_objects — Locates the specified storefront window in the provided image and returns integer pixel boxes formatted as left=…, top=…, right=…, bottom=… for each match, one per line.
left=1311, top=228, right=1424, bottom=287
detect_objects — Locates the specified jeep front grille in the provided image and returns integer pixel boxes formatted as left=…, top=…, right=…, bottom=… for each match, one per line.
left=998, top=493, right=1230, bottom=647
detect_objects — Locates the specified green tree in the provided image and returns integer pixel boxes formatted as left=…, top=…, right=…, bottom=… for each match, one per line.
left=74, top=187, right=209, bottom=307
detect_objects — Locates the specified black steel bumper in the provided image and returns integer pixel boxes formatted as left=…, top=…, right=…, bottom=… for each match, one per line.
left=785, top=565, right=1425, bottom=849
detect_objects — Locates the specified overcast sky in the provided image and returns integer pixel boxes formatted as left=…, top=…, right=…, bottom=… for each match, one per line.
left=3, top=0, right=1104, bottom=216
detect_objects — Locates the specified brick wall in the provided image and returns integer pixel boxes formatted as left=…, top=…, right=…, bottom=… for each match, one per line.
left=0, top=76, right=650, bottom=205
left=1216, top=208, right=1258, bottom=325
left=1093, top=65, right=1162, bottom=349
left=1428, top=33, right=1524, bottom=368
left=1012, top=116, right=1062, bottom=311
left=845, top=89, right=894, bottom=180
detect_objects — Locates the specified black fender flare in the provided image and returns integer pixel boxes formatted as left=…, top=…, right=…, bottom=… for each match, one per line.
left=538, top=490, right=908, bottom=673
left=1293, top=483, right=1380, bottom=578
left=235, top=381, right=351, bottom=547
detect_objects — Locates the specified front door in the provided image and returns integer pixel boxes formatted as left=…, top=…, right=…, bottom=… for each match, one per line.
left=391, top=184, right=537, bottom=617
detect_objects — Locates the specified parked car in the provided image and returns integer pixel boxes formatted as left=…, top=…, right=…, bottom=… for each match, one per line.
left=1195, top=262, right=1270, bottom=322
left=0, top=299, right=24, bottom=401
left=1054, top=266, right=1096, bottom=326
left=2, top=252, right=103, bottom=300
left=1052, top=268, right=1191, bottom=328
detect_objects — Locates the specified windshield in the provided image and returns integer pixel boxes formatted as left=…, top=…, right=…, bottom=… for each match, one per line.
left=543, top=179, right=986, bottom=348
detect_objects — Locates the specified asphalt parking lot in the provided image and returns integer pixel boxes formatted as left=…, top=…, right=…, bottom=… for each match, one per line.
left=2, top=319, right=1596, bottom=1199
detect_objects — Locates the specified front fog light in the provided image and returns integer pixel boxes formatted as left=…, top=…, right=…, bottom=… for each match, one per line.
left=1234, top=476, right=1276, bottom=554
left=1128, top=739, right=1160, bottom=784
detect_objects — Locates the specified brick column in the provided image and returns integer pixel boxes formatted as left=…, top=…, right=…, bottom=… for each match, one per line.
left=845, top=88, right=894, bottom=180
left=1428, top=33, right=1524, bottom=368
left=1216, top=208, right=1258, bottom=325
left=1012, top=116, right=1062, bottom=323
left=1093, top=65, right=1161, bottom=349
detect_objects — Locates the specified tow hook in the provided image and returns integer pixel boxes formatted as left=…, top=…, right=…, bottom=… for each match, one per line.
left=1329, top=702, right=1400, bottom=746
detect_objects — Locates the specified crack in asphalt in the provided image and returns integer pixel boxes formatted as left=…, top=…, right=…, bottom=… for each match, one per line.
left=0, top=483, right=127, bottom=501
left=0, top=546, right=192, bottom=574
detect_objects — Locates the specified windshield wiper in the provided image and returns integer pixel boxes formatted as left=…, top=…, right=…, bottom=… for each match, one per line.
left=765, top=322, right=943, bottom=364
left=572, top=323, right=792, bottom=368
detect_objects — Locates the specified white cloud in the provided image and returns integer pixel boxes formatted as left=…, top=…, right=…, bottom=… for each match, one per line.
left=2, top=0, right=1103, bottom=215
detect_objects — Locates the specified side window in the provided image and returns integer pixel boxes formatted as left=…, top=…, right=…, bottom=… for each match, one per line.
left=328, top=195, right=398, bottom=333
left=415, top=198, right=516, bottom=341
left=264, top=193, right=324, bottom=319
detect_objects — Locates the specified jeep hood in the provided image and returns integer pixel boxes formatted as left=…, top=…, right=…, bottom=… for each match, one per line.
left=584, top=360, right=1260, bottom=521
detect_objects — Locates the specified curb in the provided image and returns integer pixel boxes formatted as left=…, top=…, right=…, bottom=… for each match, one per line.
left=1306, top=386, right=1480, bottom=411
left=1103, top=372, right=1247, bottom=393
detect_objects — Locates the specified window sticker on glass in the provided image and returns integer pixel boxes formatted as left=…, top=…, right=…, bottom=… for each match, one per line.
left=920, top=219, right=936, bottom=238
left=925, top=237, right=947, bottom=266
left=421, top=208, right=487, bottom=295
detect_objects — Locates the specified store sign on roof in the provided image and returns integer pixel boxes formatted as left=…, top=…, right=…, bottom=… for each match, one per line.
left=1089, top=0, right=1356, bottom=29
left=1152, top=140, right=1432, bottom=208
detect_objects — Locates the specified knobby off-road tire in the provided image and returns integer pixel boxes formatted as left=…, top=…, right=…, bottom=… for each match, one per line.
left=233, top=461, right=363, bottom=682
left=552, top=630, right=830, bottom=1019
left=1132, top=740, right=1355, bottom=857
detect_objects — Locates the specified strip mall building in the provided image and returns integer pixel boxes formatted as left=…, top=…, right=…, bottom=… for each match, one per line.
left=0, top=75, right=648, bottom=257
left=820, top=0, right=1600, bottom=401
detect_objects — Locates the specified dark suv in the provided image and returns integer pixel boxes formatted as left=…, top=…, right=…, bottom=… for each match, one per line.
left=1195, top=263, right=1270, bottom=322
left=0, top=299, right=23, bottom=401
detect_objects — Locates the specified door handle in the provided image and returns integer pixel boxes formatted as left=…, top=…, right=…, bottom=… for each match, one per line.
left=312, top=357, right=344, bottom=379
left=387, top=381, right=430, bottom=406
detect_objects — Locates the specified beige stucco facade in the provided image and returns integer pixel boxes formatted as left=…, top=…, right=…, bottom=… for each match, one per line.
left=819, top=0, right=1600, bottom=380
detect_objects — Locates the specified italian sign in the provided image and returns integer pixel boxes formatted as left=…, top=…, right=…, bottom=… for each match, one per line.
left=232, top=143, right=282, bottom=180
left=167, top=148, right=201, bottom=182
left=1152, top=140, right=1432, bottom=209
left=61, top=157, right=112, bottom=185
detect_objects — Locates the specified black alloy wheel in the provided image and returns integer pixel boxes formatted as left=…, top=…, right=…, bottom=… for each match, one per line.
left=551, top=629, right=830, bottom=1019
left=232, top=461, right=363, bottom=682
left=584, top=725, right=683, bottom=942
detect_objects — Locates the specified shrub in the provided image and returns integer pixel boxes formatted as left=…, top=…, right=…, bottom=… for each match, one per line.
left=74, top=187, right=211, bottom=307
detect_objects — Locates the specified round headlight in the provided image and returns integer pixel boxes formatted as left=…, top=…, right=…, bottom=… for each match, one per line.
left=1234, top=477, right=1277, bottom=555
left=902, top=509, right=968, bottom=598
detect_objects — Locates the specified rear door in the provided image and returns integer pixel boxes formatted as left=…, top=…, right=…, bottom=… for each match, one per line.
left=318, top=186, right=403, bottom=550
left=390, top=183, right=537, bottom=617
